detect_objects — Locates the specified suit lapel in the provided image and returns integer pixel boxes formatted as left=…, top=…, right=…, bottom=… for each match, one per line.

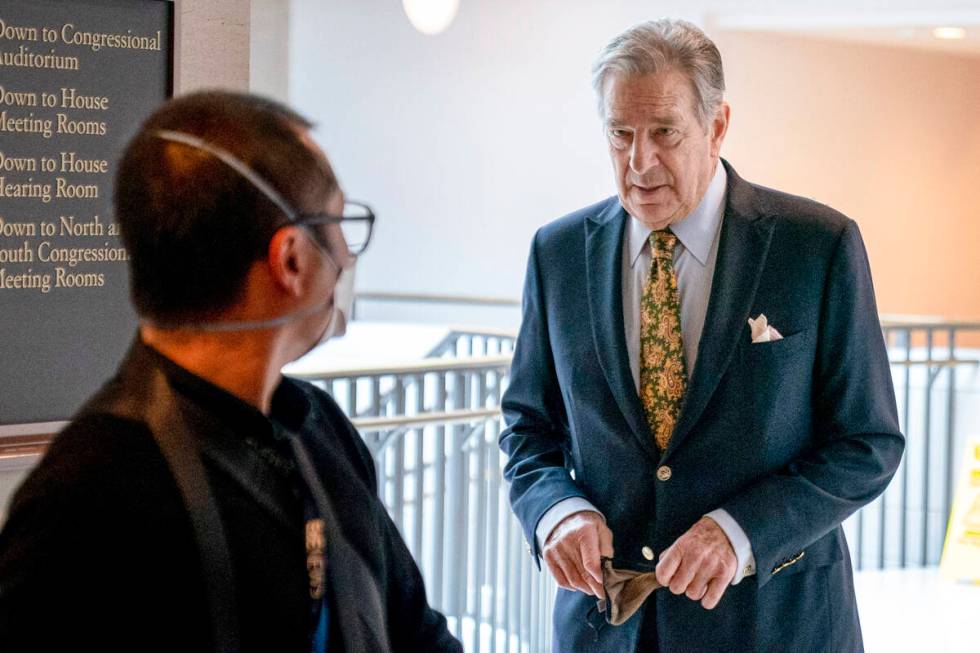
left=664, top=165, right=775, bottom=459
left=585, top=200, right=660, bottom=463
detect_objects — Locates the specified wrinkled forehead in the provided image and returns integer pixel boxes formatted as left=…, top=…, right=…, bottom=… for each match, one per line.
left=601, top=69, right=699, bottom=125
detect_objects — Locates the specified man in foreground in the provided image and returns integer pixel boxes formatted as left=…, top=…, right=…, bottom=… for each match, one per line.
left=500, top=19, right=904, bottom=652
left=0, top=91, right=461, bottom=653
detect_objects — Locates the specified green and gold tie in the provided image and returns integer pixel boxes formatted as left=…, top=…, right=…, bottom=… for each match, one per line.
left=639, top=230, right=688, bottom=451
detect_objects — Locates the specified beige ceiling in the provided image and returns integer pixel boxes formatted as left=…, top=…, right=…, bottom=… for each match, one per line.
left=710, top=7, right=980, bottom=56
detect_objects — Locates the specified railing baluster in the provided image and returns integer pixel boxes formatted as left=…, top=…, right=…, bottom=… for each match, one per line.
left=502, top=498, right=514, bottom=653
left=922, top=328, right=934, bottom=566
left=348, top=377, right=358, bottom=418
left=370, top=375, right=382, bottom=418
left=877, top=332, right=889, bottom=570
left=943, top=327, right=957, bottom=558
left=900, top=328, right=912, bottom=568
left=393, top=376, right=406, bottom=534
left=487, top=418, right=501, bottom=653
left=414, top=373, right=425, bottom=561
left=518, top=529, right=529, bottom=650
left=528, top=551, right=538, bottom=653
left=433, top=373, right=447, bottom=610
left=473, top=388, right=489, bottom=647
left=458, top=371, right=473, bottom=651
left=447, top=372, right=466, bottom=639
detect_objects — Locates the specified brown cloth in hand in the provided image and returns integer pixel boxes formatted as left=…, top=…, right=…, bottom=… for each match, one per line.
left=596, top=557, right=663, bottom=626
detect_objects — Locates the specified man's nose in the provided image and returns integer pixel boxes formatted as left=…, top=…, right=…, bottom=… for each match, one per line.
left=629, top=134, right=660, bottom=176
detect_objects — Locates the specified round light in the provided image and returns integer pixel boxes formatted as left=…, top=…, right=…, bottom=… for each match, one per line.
left=402, top=0, right=460, bottom=36
left=932, top=27, right=966, bottom=40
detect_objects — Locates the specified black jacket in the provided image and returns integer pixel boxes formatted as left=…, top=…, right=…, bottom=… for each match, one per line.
left=0, top=340, right=461, bottom=653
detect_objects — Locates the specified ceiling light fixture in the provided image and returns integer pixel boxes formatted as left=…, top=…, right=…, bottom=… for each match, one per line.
left=932, top=27, right=966, bottom=40
left=402, top=0, right=460, bottom=36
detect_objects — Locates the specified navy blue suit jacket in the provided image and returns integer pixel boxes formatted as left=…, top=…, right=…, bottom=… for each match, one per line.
left=500, top=161, right=904, bottom=652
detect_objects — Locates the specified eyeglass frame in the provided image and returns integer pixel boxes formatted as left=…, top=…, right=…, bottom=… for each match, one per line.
left=290, top=200, right=376, bottom=258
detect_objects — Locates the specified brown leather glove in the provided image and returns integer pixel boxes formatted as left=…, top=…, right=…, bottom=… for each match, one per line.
left=596, top=556, right=663, bottom=626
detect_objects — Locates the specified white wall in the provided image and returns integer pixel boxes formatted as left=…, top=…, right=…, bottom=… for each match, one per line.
left=286, top=0, right=980, bottom=321
left=250, top=0, right=289, bottom=99
left=176, top=0, right=250, bottom=92
left=288, top=0, right=704, bottom=305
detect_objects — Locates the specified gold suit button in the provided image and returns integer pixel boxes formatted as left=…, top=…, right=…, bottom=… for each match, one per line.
left=657, top=465, right=672, bottom=481
left=642, top=546, right=655, bottom=561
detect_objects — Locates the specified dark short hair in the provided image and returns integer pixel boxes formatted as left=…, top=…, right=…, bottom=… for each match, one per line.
left=115, top=90, right=337, bottom=324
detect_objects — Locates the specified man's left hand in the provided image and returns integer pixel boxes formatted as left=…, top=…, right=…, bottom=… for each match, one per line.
left=655, top=516, right=736, bottom=610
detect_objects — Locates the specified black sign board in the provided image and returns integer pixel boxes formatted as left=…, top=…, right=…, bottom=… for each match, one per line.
left=0, top=0, right=173, bottom=433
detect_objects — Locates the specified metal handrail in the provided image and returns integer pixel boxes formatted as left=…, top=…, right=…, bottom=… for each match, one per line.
left=355, top=291, right=521, bottom=308
left=888, top=358, right=980, bottom=367
left=353, top=408, right=501, bottom=431
left=287, top=355, right=512, bottom=381
left=880, top=315, right=980, bottom=329
left=353, top=293, right=980, bottom=329
left=0, top=434, right=50, bottom=462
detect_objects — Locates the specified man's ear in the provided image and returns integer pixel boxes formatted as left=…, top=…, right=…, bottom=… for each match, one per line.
left=267, top=226, right=314, bottom=297
left=709, top=102, right=730, bottom=157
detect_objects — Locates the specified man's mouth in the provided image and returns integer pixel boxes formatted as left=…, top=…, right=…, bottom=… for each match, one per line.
left=631, top=183, right=670, bottom=199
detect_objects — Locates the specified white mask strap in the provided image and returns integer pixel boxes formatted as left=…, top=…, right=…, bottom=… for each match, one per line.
left=152, top=129, right=299, bottom=222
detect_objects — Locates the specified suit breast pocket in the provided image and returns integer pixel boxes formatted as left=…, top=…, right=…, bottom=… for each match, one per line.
left=742, top=328, right=810, bottom=362
left=733, top=328, right=814, bottom=421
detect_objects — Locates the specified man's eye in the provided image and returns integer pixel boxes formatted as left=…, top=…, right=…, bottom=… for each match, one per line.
left=609, top=128, right=630, bottom=139
left=657, top=128, right=677, bottom=137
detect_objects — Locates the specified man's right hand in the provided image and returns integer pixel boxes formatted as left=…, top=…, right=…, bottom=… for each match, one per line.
left=542, top=510, right=614, bottom=597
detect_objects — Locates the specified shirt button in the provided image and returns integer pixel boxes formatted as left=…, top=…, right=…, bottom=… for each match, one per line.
left=642, top=546, right=655, bottom=561
left=657, top=465, right=672, bottom=481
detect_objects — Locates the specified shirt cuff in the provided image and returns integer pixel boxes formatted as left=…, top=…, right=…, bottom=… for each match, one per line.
left=535, top=498, right=604, bottom=551
left=706, top=508, right=756, bottom=584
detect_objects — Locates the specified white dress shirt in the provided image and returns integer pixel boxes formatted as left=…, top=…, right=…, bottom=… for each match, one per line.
left=535, top=162, right=758, bottom=583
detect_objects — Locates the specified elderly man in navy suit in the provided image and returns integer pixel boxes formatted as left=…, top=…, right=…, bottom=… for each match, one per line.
left=500, top=19, right=904, bottom=652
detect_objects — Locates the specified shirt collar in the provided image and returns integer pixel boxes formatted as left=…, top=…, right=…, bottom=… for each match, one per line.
left=627, top=161, right=727, bottom=268
left=141, top=339, right=312, bottom=440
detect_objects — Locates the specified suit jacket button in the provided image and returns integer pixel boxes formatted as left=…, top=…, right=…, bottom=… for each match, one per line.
left=642, top=546, right=655, bottom=561
left=657, top=465, right=672, bottom=481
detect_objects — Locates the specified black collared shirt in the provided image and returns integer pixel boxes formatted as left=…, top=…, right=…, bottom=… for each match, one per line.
left=146, top=344, right=329, bottom=651
left=1, top=342, right=319, bottom=652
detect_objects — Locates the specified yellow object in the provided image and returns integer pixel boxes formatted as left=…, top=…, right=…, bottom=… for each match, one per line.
left=940, top=436, right=980, bottom=582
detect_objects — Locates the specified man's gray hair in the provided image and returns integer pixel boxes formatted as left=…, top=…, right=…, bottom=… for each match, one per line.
left=591, top=19, right=725, bottom=126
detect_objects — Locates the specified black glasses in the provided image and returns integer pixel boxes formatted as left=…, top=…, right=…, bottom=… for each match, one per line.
left=294, top=200, right=375, bottom=256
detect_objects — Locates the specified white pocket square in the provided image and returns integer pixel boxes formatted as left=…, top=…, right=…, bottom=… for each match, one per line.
left=748, top=314, right=783, bottom=343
